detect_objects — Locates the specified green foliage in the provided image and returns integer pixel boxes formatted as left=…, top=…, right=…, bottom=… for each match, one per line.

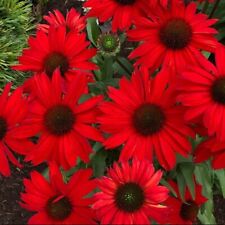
left=214, top=170, right=225, bottom=198
left=0, top=0, right=34, bottom=88
left=194, top=162, right=214, bottom=224
left=178, top=162, right=196, bottom=200
left=87, top=18, right=100, bottom=47
left=201, top=0, right=225, bottom=43
left=165, top=150, right=225, bottom=225
left=91, top=148, right=107, bottom=177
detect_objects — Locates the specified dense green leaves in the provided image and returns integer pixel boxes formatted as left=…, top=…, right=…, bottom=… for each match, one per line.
left=0, top=0, right=33, bottom=88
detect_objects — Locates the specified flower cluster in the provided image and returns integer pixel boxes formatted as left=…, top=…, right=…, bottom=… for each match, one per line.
left=1, top=0, right=224, bottom=224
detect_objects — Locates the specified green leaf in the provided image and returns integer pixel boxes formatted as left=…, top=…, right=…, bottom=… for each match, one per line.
left=92, top=142, right=103, bottom=152
left=86, top=18, right=101, bottom=46
left=88, top=81, right=108, bottom=95
left=41, top=167, right=49, bottom=181
left=194, top=163, right=215, bottom=224
left=176, top=154, right=192, bottom=164
left=63, top=160, right=87, bottom=181
left=91, top=149, right=107, bottom=177
left=194, top=162, right=213, bottom=198
left=179, top=162, right=196, bottom=200
left=214, top=169, right=225, bottom=198
left=198, top=199, right=216, bottom=225
left=113, top=56, right=133, bottom=77
left=176, top=171, right=186, bottom=202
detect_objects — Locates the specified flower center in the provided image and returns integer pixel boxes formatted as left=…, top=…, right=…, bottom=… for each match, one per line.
left=180, top=200, right=199, bottom=221
left=115, top=0, right=135, bottom=5
left=97, top=33, right=120, bottom=56
left=132, top=103, right=165, bottom=136
left=44, top=105, right=75, bottom=136
left=0, top=117, right=7, bottom=140
left=44, top=52, right=69, bottom=77
left=102, top=35, right=118, bottom=52
left=115, top=182, right=145, bottom=212
left=46, top=196, right=72, bottom=221
left=211, top=77, right=225, bottom=104
left=159, top=18, right=192, bottom=49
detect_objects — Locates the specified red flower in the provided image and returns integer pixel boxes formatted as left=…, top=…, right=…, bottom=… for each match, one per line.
left=195, top=136, right=225, bottom=170
left=128, top=2, right=218, bottom=75
left=13, top=26, right=97, bottom=80
left=165, top=181, right=207, bottom=224
left=98, top=68, right=193, bottom=170
left=84, top=0, right=152, bottom=32
left=20, top=163, right=96, bottom=224
left=178, top=44, right=225, bottom=141
left=93, top=158, right=169, bottom=224
left=38, top=8, right=85, bottom=33
left=0, top=84, right=33, bottom=176
left=13, top=70, right=103, bottom=170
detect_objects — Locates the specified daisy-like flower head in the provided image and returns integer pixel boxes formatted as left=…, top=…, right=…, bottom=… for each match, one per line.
left=93, top=158, right=169, bottom=224
left=13, top=26, right=97, bottom=80
left=195, top=136, right=225, bottom=170
left=165, top=180, right=207, bottom=224
left=178, top=44, right=225, bottom=141
left=20, top=162, right=96, bottom=224
left=0, top=84, right=33, bottom=176
left=38, top=8, right=85, bottom=33
left=98, top=68, right=193, bottom=170
left=128, top=1, right=218, bottom=75
left=13, top=70, right=103, bottom=170
left=84, top=0, right=160, bottom=32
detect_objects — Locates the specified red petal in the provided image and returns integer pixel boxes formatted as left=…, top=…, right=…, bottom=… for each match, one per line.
left=0, top=143, right=10, bottom=176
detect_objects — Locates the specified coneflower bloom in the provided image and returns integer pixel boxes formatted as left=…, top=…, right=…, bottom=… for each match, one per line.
left=165, top=181, right=207, bottom=224
left=84, top=0, right=154, bottom=32
left=13, top=26, right=97, bottom=80
left=14, top=70, right=103, bottom=170
left=0, top=84, right=33, bottom=176
left=93, top=158, right=169, bottom=224
left=195, top=136, right=225, bottom=170
left=98, top=68, right=193, bottom=170
left=20, top=163, right=96, bottom=224
left=38, top=8, right=85, bottom=33
left=128, top=1, right=218, bottom=75
left=178, top=44, right=225, bottom=141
